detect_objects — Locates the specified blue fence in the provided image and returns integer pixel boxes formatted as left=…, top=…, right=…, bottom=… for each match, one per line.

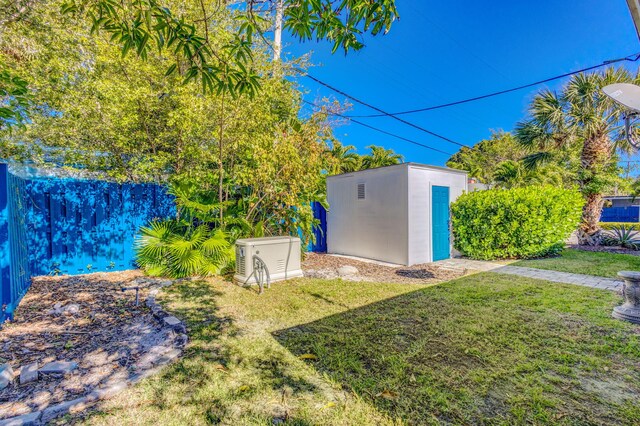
left=600, top=206, right=640, bottom=223
left=309, top=201, right=327, bottom=252
left=0, top=164, right=175, bottom=323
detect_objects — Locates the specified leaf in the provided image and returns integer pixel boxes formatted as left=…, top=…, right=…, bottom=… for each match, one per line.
left=298, top=353, right=318, bottom=360
left=376, top=390, right=398, bottom=400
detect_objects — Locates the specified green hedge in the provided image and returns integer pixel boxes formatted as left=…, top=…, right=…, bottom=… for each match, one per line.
left=599, top=222, right=639, bottom=231
left=451, top=186, right=583, bottom=260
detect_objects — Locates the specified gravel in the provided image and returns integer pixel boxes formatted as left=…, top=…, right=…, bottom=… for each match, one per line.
left=0, top=271, right=175, bottom=420
left=302, top=253, right=464, bottom=284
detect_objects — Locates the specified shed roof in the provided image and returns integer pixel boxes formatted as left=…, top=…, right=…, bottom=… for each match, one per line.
left=326, top=162, right=468, bottom=179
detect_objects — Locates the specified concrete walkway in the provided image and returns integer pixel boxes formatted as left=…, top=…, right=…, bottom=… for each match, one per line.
left=434, top=258, right=624, bottom=292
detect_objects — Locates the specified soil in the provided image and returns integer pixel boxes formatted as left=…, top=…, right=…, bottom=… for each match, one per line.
left=0, top=271, right=172, bottom=420
left=302, top=253, right=464, bottom=284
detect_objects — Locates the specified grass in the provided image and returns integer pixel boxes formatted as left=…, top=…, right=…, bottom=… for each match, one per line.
left=73, top=274, right=640, bottom=425
left=514, top=248, right=640, bottom=278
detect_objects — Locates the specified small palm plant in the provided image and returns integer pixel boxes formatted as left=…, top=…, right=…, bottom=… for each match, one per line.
left=136, top=220, right=234, bottom=278
left=602, top=225, right=640, bottom=250
left=136, top=183, right=236, bottom=278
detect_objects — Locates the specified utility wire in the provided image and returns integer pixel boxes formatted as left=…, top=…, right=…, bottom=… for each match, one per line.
left=304, top=74, right=468, bottom=147
left=302, top=100, right=454, bottom=156
left=344, top=52, right=640, bottom=118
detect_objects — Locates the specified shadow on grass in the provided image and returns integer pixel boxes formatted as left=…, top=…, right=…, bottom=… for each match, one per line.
left=80, top=279, right=319, bottom=424
left=272, top=274, right=640, bottom=425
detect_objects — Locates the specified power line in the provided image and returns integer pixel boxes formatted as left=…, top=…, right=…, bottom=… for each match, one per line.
left=345, top=52, right=640, bottom=118
left=304, top=74, right=468, bottom=148
left=302, top=100, right=454, bottom=156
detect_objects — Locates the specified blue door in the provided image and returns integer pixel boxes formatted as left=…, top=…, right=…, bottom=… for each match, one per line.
left=432, top=186, right=450, bottom=261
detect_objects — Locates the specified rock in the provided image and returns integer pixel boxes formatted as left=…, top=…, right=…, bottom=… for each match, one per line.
left=337, top=265, right=359, bottom=277
left=304, top=269, right=338, bottom=279
left=61, top=303, right=80, bottom=315
left=39, top=361, right=78, bottom=374
left=20, top=362, right=38, bottom=385
left=163, top=316, right=181, bottom=327
left=0, top=411, right=42, bottom=426
left=0, top=363, right=14, bottom=390
left=156, top=279, right=173, bottom=287
left=87, top=382, right=128, bottom=401
left=153, top=309, right=168, bottom=319
left=175, top=333, right=189, bottom=347
left=41, top=396, right=90, bottom=423
left=49, top=302, right=80, bottom=316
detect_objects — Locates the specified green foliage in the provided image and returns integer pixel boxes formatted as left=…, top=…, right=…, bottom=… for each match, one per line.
left=446, top=131, right=576, bottom=188
left=0, top=67, right=30, bottom=131
left=515, top=67, right=636, bottom=235
left=602, top=225, right=640, bottom=250
left=451, top=186, right=584, bottom=260
left=136, top=220, right=234, bottom=278
left=324, top=142, right=403, bottom=175
left=59, top=0, right=398, bottom=96
left=360, top=145, right=403, bottom=169
left=325, top=141, right=361, bottom=174
left=599, top=222, right=639, bottom=230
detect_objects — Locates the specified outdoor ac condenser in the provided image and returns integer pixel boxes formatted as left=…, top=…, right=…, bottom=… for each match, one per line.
left=234, top=236, right=304, bottom=285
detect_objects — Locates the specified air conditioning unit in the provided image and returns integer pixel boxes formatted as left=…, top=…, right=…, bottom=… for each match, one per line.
left=234, top=237, right=304, bottom=286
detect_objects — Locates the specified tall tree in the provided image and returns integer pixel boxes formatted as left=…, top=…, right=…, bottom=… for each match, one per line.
left=515, top=67, right=635, bottom=244
left=446, top=131, right=575, bottom=188
left=326, top=141, right=361, bottom=175
left=360, top=145, right=403, bottom=169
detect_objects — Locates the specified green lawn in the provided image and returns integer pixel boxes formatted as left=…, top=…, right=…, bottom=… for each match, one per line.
left=515, top=248, right=640, bottom=278
left=73, top=274, right=640, bottom=425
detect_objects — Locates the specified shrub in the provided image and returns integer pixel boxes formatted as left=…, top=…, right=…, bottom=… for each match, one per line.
left=451, top=186, right=583, bottom=260
left=136, top=220, right=234, bottom=278
left=602, top=225, right=640, bottom=250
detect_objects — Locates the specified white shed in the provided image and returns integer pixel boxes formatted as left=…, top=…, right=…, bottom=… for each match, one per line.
left=326, top=163, right=468, bottom=266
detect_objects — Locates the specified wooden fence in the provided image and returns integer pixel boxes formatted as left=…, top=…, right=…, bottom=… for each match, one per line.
left=0, top=163, right=174, bottom=323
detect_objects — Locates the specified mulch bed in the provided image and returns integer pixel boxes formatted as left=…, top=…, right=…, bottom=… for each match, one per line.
left=0, top=271, right=169, bottom=419
left=302, top=253, right=464, bottom=284
left=569, top=244, right=640, bottom=256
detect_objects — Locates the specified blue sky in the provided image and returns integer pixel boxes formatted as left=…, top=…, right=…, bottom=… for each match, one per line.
left=283, top=0, right=640, bottom=167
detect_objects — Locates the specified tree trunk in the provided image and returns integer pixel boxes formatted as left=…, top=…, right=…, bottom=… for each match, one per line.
left=218, top=91, right=226, bottom=224
left=577, top=132, right=610, bottom=245
left=577, top=193, right=604, bottom=245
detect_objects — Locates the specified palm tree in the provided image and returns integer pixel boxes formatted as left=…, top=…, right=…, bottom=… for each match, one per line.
left=493, top=160, right=525, bottom=188
left=326, top=141, right=361, bottom=175
left=360, top=145, right=403, bottom=169
left=515, top=67, right=636, bottom=244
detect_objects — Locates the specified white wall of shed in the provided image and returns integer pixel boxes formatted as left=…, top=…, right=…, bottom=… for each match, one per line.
left=407, top=166, right=468, bottom=265
left=326, top=166, right=409, bottom=265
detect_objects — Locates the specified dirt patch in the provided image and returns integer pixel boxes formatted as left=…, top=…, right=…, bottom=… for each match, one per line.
left=302, top=253, right=463, bottom=284
left=0, top=271, right=176, bottom=419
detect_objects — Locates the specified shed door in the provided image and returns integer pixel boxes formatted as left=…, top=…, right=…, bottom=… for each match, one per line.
left=432, top=186, right=450, bottom=261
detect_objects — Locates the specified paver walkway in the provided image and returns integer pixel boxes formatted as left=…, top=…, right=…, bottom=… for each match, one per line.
left=434, top=258, right=624, bottom=292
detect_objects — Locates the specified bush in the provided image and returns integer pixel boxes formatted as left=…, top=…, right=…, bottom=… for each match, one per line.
left=602, top=225, right=640, bottom=250
left=451, top=186, right=583, bottom=260
left=136, top=220, right=234, bottom=278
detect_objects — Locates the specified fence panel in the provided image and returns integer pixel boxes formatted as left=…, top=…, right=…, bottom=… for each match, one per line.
left=0, top=164, right=175, bottom=323
left=600, top=206, right=640, bottom=223
left=309, top=201, right=327, bottom=252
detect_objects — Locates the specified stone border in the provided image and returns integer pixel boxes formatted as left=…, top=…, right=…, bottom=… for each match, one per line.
left=0, top=281, right=187, bottom=426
